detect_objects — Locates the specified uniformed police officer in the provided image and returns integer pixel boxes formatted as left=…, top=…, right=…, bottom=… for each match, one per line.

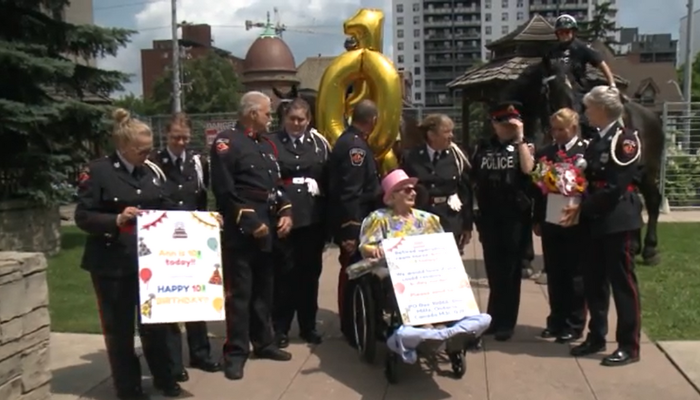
left=149, top=113, right=221, bottom=382
left=471, top=101, right=535, bottom=342
left=210, top=91, right=294, bottom=380
left=561, top=86, right=643, bottom=367
left=74, top=108, right=181, bottom=399
left=269, top=98, right=330, bottom=348
left=327, top=99, right=382, bottom=345
left=532, top=108, right=587, bottom=344
left=401, top=113, right=473, bottom=248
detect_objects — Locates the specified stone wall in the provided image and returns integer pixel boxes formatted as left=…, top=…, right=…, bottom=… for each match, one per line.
left=0, top=201, right=61, bottom=256
left=0, top=252, right=51, bottom=400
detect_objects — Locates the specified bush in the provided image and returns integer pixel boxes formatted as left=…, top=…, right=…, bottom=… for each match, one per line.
left=663, top=135, right=700, bottom=207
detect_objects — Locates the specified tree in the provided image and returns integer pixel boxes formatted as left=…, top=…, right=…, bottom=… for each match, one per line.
left=578, top=1, right=620, bottom=47
left=113, top=93, right=159, bottom=116
left=0, top=1, right=134, bottom=204
left=677, top=52, right=700, bottom=103
left=151, top=51, right=241, bottom=114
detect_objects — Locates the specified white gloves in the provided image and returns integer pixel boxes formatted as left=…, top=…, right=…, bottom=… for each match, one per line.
left=447, top=194, right=462, bottom=212
left=305, top=178, right=320, bottom=196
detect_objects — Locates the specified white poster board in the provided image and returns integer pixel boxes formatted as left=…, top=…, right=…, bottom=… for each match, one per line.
left=545, top=194, right=581, bottom=226
left=382, top=232, right=480, bottom=326
left=137, top=210, right=225, bottom=324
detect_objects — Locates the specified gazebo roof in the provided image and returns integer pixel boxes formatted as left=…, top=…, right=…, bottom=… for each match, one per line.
left=447, top=57, right=539, bottom=88
left=487, top=14, right=556, bottom=50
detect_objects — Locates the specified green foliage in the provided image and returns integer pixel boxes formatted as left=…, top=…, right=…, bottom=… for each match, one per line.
left=0, top=1, right=134, bottom=205
left=150, top=51, right=241, bottom=114
left=112, top=93, right=160, bottom=116
left=663, top=131, right=700, bottom=207
left=578, top=1, right=620, bottom=47
left=677, top=52, right=700, bottom=103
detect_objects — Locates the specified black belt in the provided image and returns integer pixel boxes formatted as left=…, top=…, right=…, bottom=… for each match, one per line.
left=429, top=194, right=456, bottom=205
left=239, top=188, right=276, bottom=202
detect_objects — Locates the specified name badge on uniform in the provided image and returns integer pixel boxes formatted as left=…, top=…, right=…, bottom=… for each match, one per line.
left=600, top=153, right=609, bottom=163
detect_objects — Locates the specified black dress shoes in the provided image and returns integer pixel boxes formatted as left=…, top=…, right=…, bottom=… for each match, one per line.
left=153, top=380, right=182, bottom=398
left=555, top=331, right=582, bottom=344
left=570, top=340, right=606, bottom=357
left=540, top=328, right=559, bottom=339
left=494, top=330, right=514, bottom=342
left=275, top=332, right=290, bottom=349
left=601, top=349, right=639, bottom=367
left=300, top=330, right=323, bottom=345
left=190, top=358, right=222, bottom=373
left=254, top=347, right=293, bottom=361
left=223, top=358, right=247, bottom=381
left=174, top=371, right=189, bottom=382
left=117, top=387, right=149, bottom=400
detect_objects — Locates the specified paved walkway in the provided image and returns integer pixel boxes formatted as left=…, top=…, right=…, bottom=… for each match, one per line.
left=49, top=237, right=700, bottom=400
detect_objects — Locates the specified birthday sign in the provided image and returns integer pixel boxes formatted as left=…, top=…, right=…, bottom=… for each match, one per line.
left=382, top=233, right=480, bottom=326
left=137, top=210, right=225, bottom=324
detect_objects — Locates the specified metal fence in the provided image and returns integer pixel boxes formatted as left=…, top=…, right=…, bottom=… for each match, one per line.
left=661, top=102, right=700, bottom=209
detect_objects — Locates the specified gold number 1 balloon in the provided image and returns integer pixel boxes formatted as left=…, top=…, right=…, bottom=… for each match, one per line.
left=316, top=8, right=403, bottom=174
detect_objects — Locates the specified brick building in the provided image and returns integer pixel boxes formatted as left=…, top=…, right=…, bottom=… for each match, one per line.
left=140, top=24, right=244, bottom=98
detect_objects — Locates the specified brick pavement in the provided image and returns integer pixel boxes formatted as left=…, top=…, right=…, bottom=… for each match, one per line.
left=49, top=235, right=700, bottom=400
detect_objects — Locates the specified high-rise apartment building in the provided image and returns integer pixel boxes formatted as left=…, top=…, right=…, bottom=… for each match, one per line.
left=392, top=0, right=615, bottom=107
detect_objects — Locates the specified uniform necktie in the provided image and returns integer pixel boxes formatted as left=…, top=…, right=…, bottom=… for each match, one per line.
left=175, top=157, right=183, bottom=171
left=559, top=144, right=567, bottom=152
left=132, top=167, right=141, bottom=179
left=432, top=151, right=441, bottom=165
left=294, top=138, right=302, bottom=148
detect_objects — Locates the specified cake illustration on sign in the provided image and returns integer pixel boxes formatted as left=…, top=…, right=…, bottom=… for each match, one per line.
left=172, top=222, right=188, bottom=239
left=138, top=237, right=152, bottom=257
left=209, top=264, right=223, bottom=285
left=141, top=294, right=156, bottom=318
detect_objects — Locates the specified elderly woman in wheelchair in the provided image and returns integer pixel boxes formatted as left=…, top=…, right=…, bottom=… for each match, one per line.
left=346, top=169, right=492, bottom=383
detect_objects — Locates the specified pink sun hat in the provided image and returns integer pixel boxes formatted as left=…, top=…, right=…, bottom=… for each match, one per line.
left=382, top=169, right=418, bottom=205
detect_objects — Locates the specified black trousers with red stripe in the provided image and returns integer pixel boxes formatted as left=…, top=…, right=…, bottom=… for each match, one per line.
left=91, top=274, right=175, bottom=394
left=583, top=231, right=642, bottom=356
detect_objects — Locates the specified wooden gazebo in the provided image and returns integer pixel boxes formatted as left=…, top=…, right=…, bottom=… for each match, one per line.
left=447, top=15, right=627, bottom=145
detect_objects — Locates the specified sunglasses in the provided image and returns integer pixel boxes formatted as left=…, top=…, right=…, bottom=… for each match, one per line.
left=398, top=186, right=416, bottom=195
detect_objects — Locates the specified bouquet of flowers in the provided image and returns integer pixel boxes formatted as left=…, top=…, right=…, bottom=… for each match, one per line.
left=531, top=151, right=588, bottom=197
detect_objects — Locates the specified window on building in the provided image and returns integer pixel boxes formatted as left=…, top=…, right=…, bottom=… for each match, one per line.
left=413, top=16, right=420, bottom=24
left=485, top=26, right=492, bottom=35
left=414, top=66, right=421, bottom=75
left=486, top=39, right=492, bottom=45
left=396, top=4, right=403, bottom=12
left=413, top=3, right=420, bottom=11
left=415, top=92, right=422, bottom=101
left=485, top=13, right=491, bottom=22
left=397, top=17, right=404, bottom=25
left=398, top=55, right=404, bottom=63
left=502, top=26, right=509, bottom=34
left=415, top=79, right=422, bottom=88
left=414, top=29, right=420, bottom=37
left=397, top=29, right=404, bottom=38
left=397, top=42, right=404, bottom=51
left=414, top=42, right=420, bottom=50
left=501, top=12, right=508, bottom=21
left=517, top=0, right=523, bottom=7
left=485, top=0, right=491, bottom=8
left=413, top=54, right=420, bottom=62
left=517, top=11, right=524, bottom=20
left=501, top=0, right=508, bottom=7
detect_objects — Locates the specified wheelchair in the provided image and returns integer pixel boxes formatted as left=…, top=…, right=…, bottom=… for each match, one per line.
left=346, top=258, right=474, bottom=384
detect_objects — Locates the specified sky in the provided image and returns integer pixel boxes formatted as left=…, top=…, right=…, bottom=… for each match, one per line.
left=92, top=0, right=695, bottom=96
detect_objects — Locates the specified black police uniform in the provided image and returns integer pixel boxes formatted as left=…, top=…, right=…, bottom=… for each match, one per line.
left=149, top=149, right=220, bottom=378
left=327, top=125, right=381, bottom=343
left=471, top=104, right=533, bottom=340
left=74, top=153, right=180, bottom=399
left=268, top=128, right=330, bottom=343
left=570, top=123, right=643, bottom=366
left=210, top=123, right=293, bottom=379
left=549, top=38, right=604, bottom=94
left=533, top=137, right=588, bottom=342
left=401, top=144, right=473, bottom=244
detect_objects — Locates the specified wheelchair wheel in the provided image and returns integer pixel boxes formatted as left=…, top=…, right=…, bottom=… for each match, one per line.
left=385, top=352, right=399, bottom=384
left=352, top=279, right=377, bottom=364
left=448, top=351, right=466, bottom=379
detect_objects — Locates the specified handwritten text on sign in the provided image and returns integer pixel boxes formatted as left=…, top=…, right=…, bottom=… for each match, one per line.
left=382, top=233, right=480, bottom=326
left=137, top=211, right=225, bottom=324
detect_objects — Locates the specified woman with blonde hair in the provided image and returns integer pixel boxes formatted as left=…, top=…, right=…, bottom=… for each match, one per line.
left=74, top=108, right=181, bottom=399
left=532, top=107, right=587, bottom=344
left=399, top=113, right=473, bottom=251
left=561, top=86, right=643, bottom=367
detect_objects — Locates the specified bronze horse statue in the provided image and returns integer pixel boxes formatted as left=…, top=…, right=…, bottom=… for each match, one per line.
left=502, top=55, right=664, bottom=265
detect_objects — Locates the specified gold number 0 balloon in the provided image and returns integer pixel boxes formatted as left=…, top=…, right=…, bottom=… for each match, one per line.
left=316, top=9, right=403, bottom=175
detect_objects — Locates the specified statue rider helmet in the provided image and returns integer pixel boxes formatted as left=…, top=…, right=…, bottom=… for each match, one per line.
left=554, top=14, right=578, bottom=32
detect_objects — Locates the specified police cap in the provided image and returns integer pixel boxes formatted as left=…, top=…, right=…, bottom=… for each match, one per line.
left=489, top=101, right=523, bottom=123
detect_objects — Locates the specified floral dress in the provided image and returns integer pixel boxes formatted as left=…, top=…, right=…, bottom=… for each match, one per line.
left=358, top=208, right=444, bottom=256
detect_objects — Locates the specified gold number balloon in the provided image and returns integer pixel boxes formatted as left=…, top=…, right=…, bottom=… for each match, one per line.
left=316, top=8, right=402, bottom=174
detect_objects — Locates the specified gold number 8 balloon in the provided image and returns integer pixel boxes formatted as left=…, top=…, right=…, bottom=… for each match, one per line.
left=315, top=8, right=403, bottom=175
